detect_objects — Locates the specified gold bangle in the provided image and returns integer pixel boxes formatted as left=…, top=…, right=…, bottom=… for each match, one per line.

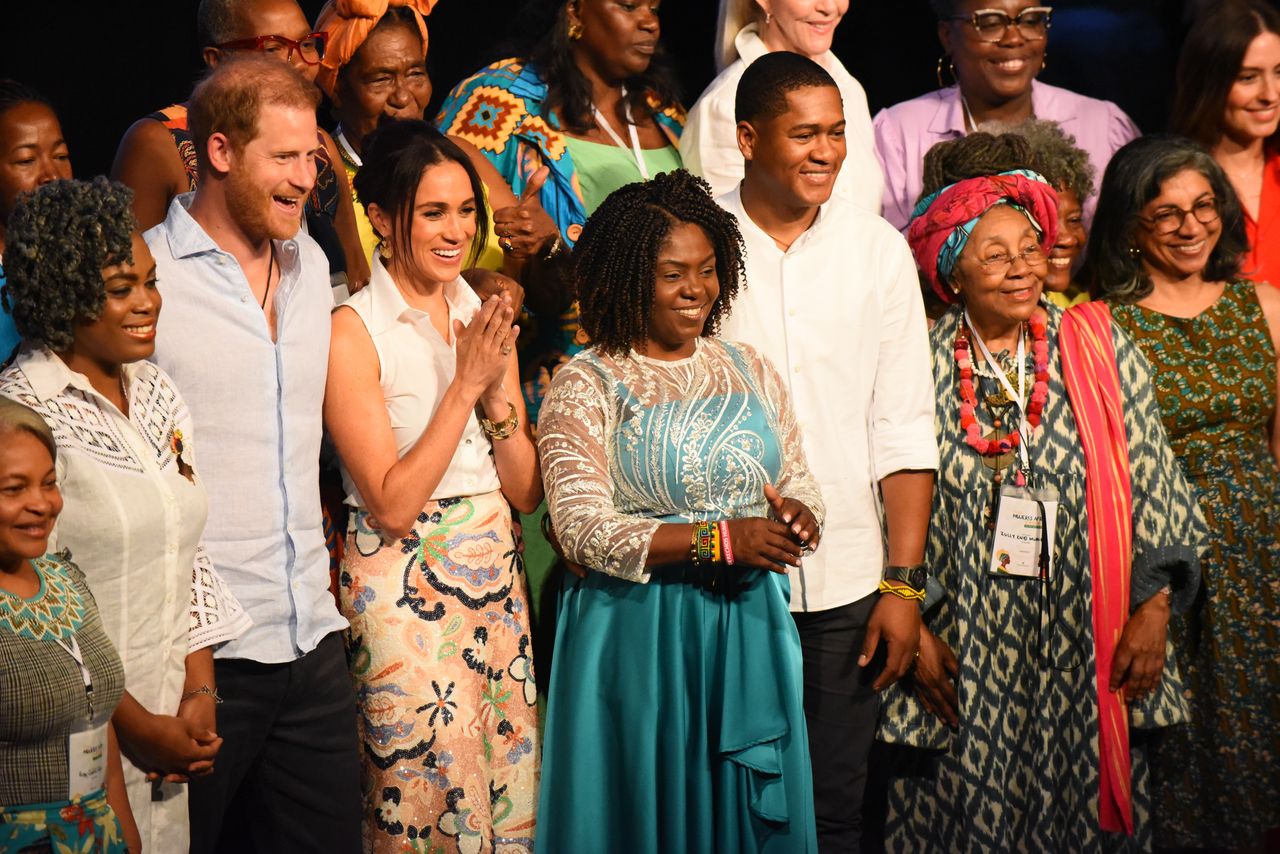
left=878, top=580, right=925, bottom=602
left=480, top=402, right=518, bottom=440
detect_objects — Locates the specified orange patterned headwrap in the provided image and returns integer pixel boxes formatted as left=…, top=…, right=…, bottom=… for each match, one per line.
left=314, top=0, right=438, bottom=99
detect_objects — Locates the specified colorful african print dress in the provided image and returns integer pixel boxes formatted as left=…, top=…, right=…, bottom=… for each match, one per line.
left=1110, top=280, right=1280, bottom=849
left=877, top=304, right=1204, bottom=852
left=536, top=340, right=822, bottom=852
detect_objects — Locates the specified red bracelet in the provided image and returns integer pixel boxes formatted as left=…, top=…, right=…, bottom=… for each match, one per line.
left=718, top=520, right=734, bottom=566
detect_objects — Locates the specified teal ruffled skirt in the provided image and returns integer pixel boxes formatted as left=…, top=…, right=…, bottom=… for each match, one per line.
left=537, top=564, right=817, bottom=852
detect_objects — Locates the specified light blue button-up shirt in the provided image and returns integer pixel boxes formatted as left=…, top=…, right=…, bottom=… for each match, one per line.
left=147, top=194, right=346, bottom=663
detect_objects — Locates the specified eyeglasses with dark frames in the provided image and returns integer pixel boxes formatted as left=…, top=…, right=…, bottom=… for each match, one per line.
left=946, top=6, right=1053, bottom=43
left=216, top=32, right=328, bottom=65
left=1136, top=198, right=1220, bottom=235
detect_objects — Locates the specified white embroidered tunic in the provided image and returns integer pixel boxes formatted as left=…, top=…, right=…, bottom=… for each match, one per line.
left=0, top=347, right=250, bottom=854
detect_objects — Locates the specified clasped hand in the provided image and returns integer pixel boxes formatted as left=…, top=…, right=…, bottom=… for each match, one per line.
left=492, top=166, right=559, bottom=259
left=454, top=292, right=518, bottom=399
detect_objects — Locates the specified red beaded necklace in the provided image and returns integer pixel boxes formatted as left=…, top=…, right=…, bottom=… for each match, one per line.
left=955, top=312, right=1049, bottom=458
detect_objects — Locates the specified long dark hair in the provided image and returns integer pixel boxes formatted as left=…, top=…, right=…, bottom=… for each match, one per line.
left=1084, top=135, right=1247, bottom=304
left=352, top=120, right=491, bottom=274
left=1171, top=0, right=1280, bottom=148
left=522, top=0, right=681, bottom=134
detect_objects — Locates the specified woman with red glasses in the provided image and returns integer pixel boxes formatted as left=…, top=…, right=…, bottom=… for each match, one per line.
left=110, top=0, right=370, bottom=293
left=874, top=0, right=1138, bottom=233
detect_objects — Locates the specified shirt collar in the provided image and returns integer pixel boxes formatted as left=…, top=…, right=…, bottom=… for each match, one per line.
left=725, top=184, right=832, bottom=253
left=362, top=255, right=480, bottom=336
left=161, top=192, right=302, bottom=269
left=16, top=346, right=141, bottom=406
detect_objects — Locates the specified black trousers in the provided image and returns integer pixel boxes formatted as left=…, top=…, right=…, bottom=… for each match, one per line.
left=188, top=631, right=362, bottom=854
left=792, top=592, right=881, bottom=854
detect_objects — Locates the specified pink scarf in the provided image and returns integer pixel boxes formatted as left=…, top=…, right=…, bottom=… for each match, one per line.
left=1058, top=301, right=1134, bottom=835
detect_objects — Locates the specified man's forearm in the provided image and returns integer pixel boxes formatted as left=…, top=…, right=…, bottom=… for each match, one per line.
left=880, top=469, right=934, bottom=567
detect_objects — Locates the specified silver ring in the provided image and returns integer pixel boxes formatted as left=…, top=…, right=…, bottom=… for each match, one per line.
left=501, top=343, right=513, bottom=356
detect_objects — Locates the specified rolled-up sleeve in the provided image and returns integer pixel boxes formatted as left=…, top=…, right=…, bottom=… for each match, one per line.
left=870, top=232, right=940, bottom=480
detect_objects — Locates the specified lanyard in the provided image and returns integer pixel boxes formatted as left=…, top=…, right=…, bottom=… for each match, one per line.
left=591, top=86, right=650, bottom=180
left=335, top=128, right=361, bottom=168
left=53, top=634, right=95, bottom=721
left=964, top=309, right=1030, bottom=472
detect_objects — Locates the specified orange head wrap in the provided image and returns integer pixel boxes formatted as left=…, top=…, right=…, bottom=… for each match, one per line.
left=314, top=0, right=438, bottom=99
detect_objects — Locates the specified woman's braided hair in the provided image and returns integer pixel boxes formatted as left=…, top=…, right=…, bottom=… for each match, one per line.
left=3, top=177, right=137, bottom=351
left=574, top=170, right=745, bottom=356
left=918, top=131, right=1035, bottom=201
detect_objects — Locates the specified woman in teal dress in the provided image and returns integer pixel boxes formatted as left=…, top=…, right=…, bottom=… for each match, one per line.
left=536, top=170, right=822, bottom=851
left=1089, top=135, right=1280, bottom=850
left=882, top=157, right=1205, bottom=851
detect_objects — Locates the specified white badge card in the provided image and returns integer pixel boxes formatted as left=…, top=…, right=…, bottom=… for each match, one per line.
left=67, top=723, right=108, bottom=799
left=989, top=487, right=1058, bottom=578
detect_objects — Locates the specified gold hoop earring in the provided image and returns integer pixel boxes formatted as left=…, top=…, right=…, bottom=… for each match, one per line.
left=936, top=55, right=957, bottom=88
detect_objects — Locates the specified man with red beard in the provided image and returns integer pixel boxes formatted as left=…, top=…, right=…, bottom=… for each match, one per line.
left=145, top=54, right=360, bottom=854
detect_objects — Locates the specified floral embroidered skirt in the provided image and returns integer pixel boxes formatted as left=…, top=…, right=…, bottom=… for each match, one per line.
left=0, top=788, right=126, bottom=854
left=340, top=490, right=539, bottom=854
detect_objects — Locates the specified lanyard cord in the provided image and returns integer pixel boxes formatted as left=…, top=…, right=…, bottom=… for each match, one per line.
left=53, top=634, right=95, bottom=720
left=591, top=85, right=650, bottom=180
left=965, top=310, right=1031, bottom=473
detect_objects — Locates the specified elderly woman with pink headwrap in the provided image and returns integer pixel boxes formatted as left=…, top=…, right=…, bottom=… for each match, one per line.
left=314, top=0, right=559, bottom=279
left=872, top=167, right=1205, bottom=851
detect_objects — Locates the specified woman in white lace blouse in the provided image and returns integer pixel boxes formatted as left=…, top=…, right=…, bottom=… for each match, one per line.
left=0, top=178, right=249, bottom=854
left=536, top=170, right=824, bottom=852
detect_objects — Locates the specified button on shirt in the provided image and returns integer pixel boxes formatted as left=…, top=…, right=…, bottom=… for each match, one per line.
left=339, top=259, right=501, bottom=505
left=147, top=193, right=345, bottom=663
left=681, top=22, right=884, bottom=214
left=717, top=187, right=939, bottom=611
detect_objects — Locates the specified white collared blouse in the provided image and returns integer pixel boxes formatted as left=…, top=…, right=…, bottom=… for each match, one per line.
left=338, top=257, right=502, bottom=507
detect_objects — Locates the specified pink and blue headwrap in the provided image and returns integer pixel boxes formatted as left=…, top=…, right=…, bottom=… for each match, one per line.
left=906, top=169, right=1060, bottom=304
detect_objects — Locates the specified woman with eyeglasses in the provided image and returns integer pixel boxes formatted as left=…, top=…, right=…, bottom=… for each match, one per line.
left=1086, top=134, right=1280, bottom=852
left=111, top=0, right=370, bottom=291
left=878, top=135, right=1204, bottom=851
left=1172, top=0, right=1280, bottom=290
left=874, top=0, right=1138, bottom=232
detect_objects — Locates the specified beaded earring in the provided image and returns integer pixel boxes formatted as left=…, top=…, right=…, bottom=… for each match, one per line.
left=937, top=55, right=957, bottom=88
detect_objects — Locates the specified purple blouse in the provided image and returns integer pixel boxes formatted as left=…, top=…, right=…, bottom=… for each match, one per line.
left=873, top=80, right=1140, bottom=232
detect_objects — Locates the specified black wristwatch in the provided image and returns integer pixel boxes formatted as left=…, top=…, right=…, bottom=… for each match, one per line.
left=883, top=564, right=928, bottom=593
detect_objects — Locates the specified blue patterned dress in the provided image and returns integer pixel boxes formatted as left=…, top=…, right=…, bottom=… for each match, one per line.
left=877, top=304, right=1204, bottom=852
left=536, top=339, right=823, bottom=852
left=1110, top=280, right=1280, bottom=849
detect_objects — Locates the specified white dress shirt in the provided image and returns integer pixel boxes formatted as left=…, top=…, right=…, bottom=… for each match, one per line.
left=338, top=257, right=501, bottom=506
left=717, top=187, right=938, bottom=611
left=147, top=193, right=346, bottom=664
left=681, top=23, right=884, bottom=214
left=0, top=348, right=250, bottom=854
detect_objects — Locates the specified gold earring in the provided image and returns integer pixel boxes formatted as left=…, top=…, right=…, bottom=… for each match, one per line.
left=936, top=55, right=957, bottom=88
left=1128, top=245, right=1140, bottom=259
left=568, top=20, right=583, bottom=39
left=381, top=240, right=393, bottom=260
left=1040, top=52, right=1047, bottom=73
left=765, top=12, right=772, bottom=24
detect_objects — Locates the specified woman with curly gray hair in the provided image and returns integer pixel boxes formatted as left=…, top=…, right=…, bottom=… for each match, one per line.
left=0, top=177, right=249, bottom=854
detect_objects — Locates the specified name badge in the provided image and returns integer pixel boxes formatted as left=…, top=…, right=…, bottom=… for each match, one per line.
left=989, top=485, right=1057, bottom=578
left=67, top=723, right=108, bottom=799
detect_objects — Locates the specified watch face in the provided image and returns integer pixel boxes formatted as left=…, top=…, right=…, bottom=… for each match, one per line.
left=909, top=567, right=927, bottom=590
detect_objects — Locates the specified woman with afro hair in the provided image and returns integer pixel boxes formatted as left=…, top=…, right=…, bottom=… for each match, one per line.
left=536, top=168, right=824, bottom=851
left=0, top=177, right=249, bottom=854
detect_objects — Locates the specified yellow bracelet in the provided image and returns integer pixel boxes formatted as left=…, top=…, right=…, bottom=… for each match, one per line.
left=878, top=580, right=925, bottom=602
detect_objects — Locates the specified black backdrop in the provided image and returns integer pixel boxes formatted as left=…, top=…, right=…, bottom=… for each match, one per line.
left=0, top=2, right=1216, bottom=182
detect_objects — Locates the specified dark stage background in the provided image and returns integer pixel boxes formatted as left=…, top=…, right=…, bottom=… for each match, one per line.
left=0, top=2, right=1229, bottom=182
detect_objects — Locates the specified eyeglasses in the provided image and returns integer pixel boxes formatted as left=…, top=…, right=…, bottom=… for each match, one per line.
left=946, top=7, right=1053, bottom=43
left=216, top=32, right=328, bottom=65
left=970, top=244, right=1046, bottom=276
left=1136, top=198, right=1220, bottom=235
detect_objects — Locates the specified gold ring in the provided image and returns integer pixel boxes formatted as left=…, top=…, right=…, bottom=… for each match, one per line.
left=501, top=343, right=513, bottom=356
left=501, top=237, right=513, bottom=251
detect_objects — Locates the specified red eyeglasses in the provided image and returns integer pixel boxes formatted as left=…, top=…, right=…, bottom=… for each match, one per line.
left=216, top=32, right=328, bottom=65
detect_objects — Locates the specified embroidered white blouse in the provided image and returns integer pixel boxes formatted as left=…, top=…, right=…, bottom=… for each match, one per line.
left=0, top=347, right=250, bottom=854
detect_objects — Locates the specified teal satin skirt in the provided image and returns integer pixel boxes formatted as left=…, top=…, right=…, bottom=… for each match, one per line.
left=537, top=564, right=817, bottom=852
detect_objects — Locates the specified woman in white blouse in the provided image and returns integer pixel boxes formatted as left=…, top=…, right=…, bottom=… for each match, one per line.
left=681, top=0, right=884, bottom=212
left=323, top=120, right=542, bottom=852
left=0, top=178, right=249, bottom=854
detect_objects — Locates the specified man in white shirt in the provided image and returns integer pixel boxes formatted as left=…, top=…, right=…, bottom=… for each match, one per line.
left=146, top=54, right=359, bottom=853
left=717, top=52, right=939, bottom=853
